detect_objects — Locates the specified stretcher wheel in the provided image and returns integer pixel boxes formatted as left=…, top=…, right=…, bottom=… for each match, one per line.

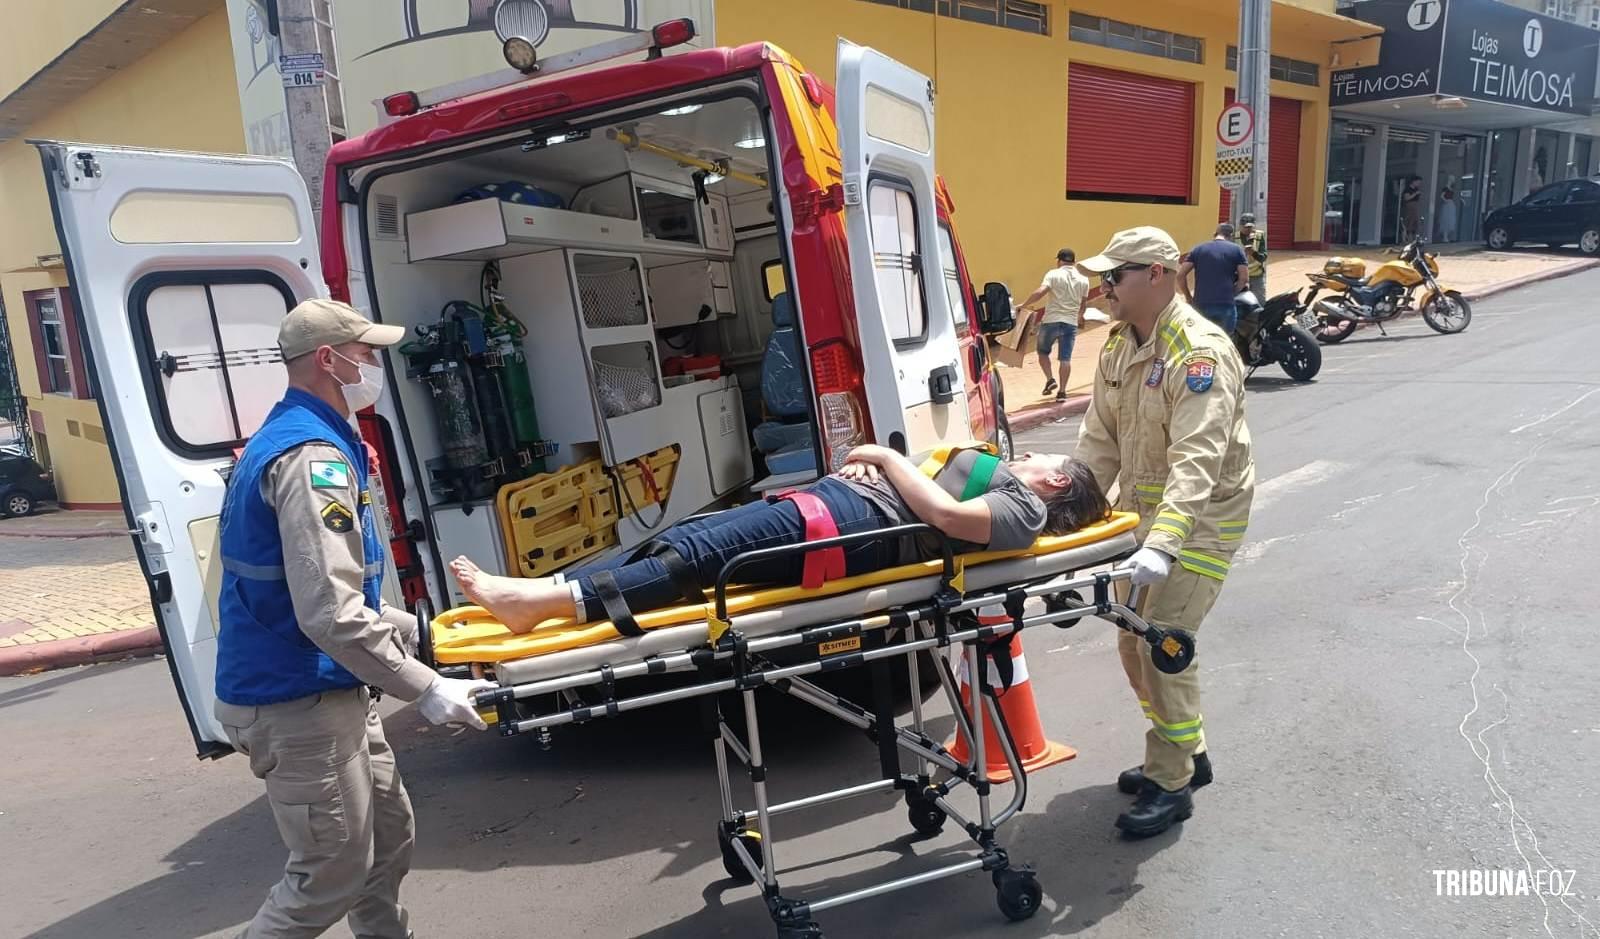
left=994, top=868, right=1043, bottom=922
left=717, top=825, right=762, bottom=884
left=904, top=791, right=947, bottom=836
left=1044, top=589, right=1084, bottom=623
left=1148, top=628, right=1196, bottom=675
left=776, top=923, right=824, bottom=939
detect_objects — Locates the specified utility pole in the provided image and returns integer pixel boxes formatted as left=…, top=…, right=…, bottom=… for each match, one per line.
left=1233, top=0, right=1271, bottom=229
left=272, top=0, right=344, bottom=219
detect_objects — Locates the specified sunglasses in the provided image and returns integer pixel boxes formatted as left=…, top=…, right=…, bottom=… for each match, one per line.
left=1100, top=263, right=1151, bottom=287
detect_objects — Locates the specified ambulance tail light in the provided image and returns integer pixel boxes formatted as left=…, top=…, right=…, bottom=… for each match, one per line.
left=811, top=340, right=867, bottom=471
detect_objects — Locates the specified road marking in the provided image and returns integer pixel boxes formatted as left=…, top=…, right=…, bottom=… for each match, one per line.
left=1252, top=459, right=1346, bottom=512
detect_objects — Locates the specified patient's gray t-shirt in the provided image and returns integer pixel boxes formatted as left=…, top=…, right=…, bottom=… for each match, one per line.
left=839, top=449, right=1048, bottom=563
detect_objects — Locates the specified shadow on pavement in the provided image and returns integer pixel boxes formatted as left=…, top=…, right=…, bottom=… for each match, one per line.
left=0, top=659, right=145, bottom=712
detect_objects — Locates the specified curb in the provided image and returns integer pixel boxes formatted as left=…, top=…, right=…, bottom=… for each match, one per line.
left=0, top=528, right=126, bottom=539
left=1008, top=394, right=1091, bottom=433
left=0, top=625, right=163, bottom=677
left=1463, top=257, right=1600, bottom=302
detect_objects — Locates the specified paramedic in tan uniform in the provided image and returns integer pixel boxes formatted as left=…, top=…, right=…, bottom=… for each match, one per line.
left=1074, top=227, right=1254, bottom=839
left=214, top=299, right=493, bottom=938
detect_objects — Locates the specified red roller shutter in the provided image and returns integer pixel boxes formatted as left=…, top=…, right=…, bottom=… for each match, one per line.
left=1219, top=93, right=1301, bottom=248
left=1068, top=63, right=1194, bottom=202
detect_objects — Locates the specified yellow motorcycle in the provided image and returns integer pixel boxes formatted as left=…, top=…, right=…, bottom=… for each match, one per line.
left=1301, top=239, right=1471, bottom=344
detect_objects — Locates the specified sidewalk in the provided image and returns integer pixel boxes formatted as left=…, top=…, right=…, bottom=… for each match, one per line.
left=0, top=523, right=160, bottom=676
left=997, top=246, right=1598, bottom=429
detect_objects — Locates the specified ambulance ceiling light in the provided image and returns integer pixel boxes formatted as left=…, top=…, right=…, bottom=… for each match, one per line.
left=661, top=104, right=703, bottom=116
left=734, top=135, right=766, bottom=150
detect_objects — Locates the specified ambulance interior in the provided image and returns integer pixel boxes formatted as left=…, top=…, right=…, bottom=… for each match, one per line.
left=362, top=90, right=820, bottom=604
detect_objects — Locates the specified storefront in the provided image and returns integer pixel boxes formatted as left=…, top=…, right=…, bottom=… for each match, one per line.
left=1327, top=0, right=1600, bottom=246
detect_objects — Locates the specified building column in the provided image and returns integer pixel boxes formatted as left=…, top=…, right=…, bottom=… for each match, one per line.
left=1556, top=131, right=1577, bottom=179
left=1589, top=136, right=1600, bottom=175
left=1423, top=130, right=1441, bottom=243
left=1513, top=128, right=1536, bottom=200
left=1358, top=123, right=1388, bottom=245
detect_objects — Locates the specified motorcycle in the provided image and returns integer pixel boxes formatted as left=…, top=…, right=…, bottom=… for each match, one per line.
left=1232, top=289, right=1322, bottom=382
left=1302, top=238, right=1471, bottom=343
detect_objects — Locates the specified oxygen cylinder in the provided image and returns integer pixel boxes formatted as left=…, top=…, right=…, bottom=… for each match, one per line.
left=486, top=298, right=546, bottom=474
left=426, top=357, right=489, bottom=471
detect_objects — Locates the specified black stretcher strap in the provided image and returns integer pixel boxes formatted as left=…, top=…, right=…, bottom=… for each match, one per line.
left=590, top=570, right=644, bottom=637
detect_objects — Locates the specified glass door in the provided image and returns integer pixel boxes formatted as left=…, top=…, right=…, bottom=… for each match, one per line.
left=1486, top=129, right=1520, bottom=214
left=1382, top=128, right=1431, bottom=245
left=1436, top=133, right=1484, bottom=243
left=1531, top=129, right=1561, bottom=191
left=1325, top=119, right=1373, bottom=245
left=1568, top=136, right=1593, bottom=180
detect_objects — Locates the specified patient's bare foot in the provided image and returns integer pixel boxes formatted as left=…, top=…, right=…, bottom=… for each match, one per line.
left=450, top=556, right=572, bottom=634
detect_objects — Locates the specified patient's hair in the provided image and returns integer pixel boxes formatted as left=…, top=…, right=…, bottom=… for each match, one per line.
left=1041, top=458, right=1111, bottom=536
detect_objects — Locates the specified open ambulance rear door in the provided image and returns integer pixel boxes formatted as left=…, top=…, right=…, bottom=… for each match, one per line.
left=32, top=141, right=326, bottom=757
left=835, top=42, right=970, bottom=460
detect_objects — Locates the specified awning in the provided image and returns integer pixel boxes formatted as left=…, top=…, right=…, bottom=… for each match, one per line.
left=1271, top=1, right=1386, bottom=45
left=1336, top=94, right=1600, bottom=134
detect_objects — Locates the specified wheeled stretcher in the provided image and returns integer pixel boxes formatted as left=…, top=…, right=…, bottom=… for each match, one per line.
left=424, top=510, right=1195, bottom=937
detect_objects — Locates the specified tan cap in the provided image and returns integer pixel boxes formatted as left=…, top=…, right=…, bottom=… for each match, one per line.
left=277, top=298, right=406, bottom=361
left=1077, top=226, right=1182, bottom=273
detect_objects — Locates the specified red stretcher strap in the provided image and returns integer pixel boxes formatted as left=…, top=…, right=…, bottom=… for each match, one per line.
left=770, top=489, right=846, bottom=590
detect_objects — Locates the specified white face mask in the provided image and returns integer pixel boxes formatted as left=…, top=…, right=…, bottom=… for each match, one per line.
left=331, top=350, right=385, bottom=413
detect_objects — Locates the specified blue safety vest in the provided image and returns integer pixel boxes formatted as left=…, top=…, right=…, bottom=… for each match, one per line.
left=215, top=388, right=385, bottom=705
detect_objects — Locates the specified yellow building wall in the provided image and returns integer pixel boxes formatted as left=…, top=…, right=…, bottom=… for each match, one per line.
left=717, top=0, right=1344, bottom=300
left=1, top=8, right=245, bottom=508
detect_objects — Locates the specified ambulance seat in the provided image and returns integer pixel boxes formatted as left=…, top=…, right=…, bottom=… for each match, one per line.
left=753, top=293, right=818, bottom=475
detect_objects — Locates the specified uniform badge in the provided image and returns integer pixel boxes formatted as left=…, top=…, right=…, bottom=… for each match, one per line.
left=1185, top=354, right=1216, bottom=393
left=310, top=460, right=350, bottom=489
left=1146, top=358, right=1165, bottom=387
left=360, top=490, right=372, bottom=506
left=320, top=500, right=355, bottom=533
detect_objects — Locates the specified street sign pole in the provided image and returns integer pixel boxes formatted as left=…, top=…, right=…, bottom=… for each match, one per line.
left=1234, top=0, right=1271, bottom=229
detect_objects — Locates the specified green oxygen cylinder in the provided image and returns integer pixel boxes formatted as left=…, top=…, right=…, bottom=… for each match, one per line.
left=487, top=297, right=547, bottom=475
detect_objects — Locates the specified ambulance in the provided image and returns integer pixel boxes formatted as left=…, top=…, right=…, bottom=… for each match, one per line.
left=31, top=19, right=1017, bottom=756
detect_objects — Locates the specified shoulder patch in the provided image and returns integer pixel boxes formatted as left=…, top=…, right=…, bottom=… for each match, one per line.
left=1146, top=358, right=1166, bottom=387
left=1185, top=353, right=1217, bottom=393
left=321, top=500, right=355, bottom=533
left=310, top=460, right=351, bottom=489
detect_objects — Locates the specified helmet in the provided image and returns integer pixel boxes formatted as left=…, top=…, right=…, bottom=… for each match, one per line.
left=1239, top=212, right=1257, bottom=225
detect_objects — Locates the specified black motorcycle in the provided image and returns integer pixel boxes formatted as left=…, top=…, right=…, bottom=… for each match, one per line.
left=1231, top=289, right=1322, bottom=382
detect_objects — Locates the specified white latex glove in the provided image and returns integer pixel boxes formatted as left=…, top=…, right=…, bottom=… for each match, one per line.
left=416, top=676, right=495, bottom=731
left=1120, top=547, right=1172, bottom=587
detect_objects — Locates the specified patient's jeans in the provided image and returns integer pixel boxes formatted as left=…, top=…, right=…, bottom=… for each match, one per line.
left=570, top=477, right=891, bottom=621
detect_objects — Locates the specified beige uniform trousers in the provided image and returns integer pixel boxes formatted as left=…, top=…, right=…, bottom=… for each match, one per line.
left=218, top=687, right=414, bottom=938
left=1116, top=560, right=1228, bottom=791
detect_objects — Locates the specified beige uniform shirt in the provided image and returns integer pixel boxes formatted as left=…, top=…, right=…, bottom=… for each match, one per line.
left=265, top=443, right=435, bottom=701
left=1075, top=297, right=1255, bottom=575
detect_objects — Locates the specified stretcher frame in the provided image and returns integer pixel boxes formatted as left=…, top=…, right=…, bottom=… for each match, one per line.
left=459, top=523, right=1192, bottom=938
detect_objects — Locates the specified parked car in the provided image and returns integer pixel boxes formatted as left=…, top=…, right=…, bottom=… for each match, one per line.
left=1483, top=177, right=1600, bottom=255
left=0, top=450, right=56, bottom=517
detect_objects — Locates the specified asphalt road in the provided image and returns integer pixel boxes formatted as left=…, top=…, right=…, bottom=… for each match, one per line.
left=5, top=272, right=1600, bottom=939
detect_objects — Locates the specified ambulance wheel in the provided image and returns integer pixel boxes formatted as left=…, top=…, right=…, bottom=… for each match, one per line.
left=994, top=869, right=1043, bottom=922
left=717, top=825, right=762, bottom=884
left=994, top=411, right=1015, bottom=461
left=1149, top=629, right=1196, bottom=675
left=905, top=792, right=947, bottom=836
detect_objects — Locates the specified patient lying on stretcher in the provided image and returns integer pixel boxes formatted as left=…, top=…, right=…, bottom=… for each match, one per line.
left=451, top=444, right=1110, bottom=634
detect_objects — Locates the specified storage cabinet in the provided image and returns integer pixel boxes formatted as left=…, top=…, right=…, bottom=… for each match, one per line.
left=647, top=259, right=735, bottom=328
left=701, top=191, right=734, bottom=255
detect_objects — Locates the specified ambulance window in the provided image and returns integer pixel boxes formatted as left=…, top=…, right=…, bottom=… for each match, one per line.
left=867, top=182, right=927, bottom=345
left=131, top=273, right=293, bottom=456
left=936, top=224, right=972, bottom=338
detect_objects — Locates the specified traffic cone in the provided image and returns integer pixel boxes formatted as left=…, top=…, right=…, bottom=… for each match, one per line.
left=947, top=604, right=1076, bottom=783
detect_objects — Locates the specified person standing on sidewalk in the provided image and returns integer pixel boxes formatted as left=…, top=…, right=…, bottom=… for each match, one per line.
left=1178, top=224, right=1248, bottom=333
left=1238, top=213, right=1268, bottom=300
left=1074, top=226, right=1255, bottom=839
left=1017, top=248, right=1089, bottom=402
left=215, top=299, right=493, bottom=938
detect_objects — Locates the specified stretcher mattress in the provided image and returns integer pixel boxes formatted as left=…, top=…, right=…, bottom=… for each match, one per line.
left=431, top=512, right=1141, bottom=678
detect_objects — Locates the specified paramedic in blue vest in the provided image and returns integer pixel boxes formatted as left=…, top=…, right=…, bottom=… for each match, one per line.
left=214, top=298, right=492, bottom=939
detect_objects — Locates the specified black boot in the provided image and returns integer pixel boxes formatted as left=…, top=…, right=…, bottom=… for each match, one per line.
left=1115, top=782, right=1193, bottom=838
left=1116, top=751, right=1212, bottom=795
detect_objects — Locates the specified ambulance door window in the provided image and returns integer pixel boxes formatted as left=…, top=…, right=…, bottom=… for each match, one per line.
left=867, top=182, right=927, bottom=346
left=935, top=224, right=971, bottom=338
left=133, top=273, right=293, bottom=456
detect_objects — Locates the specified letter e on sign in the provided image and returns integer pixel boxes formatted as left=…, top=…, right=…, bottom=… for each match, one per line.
left=1217, top=104, right=1254, bottom=148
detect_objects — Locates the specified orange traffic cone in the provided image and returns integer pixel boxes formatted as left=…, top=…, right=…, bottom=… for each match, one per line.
left=947, top=604, right=1076, bottom=783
